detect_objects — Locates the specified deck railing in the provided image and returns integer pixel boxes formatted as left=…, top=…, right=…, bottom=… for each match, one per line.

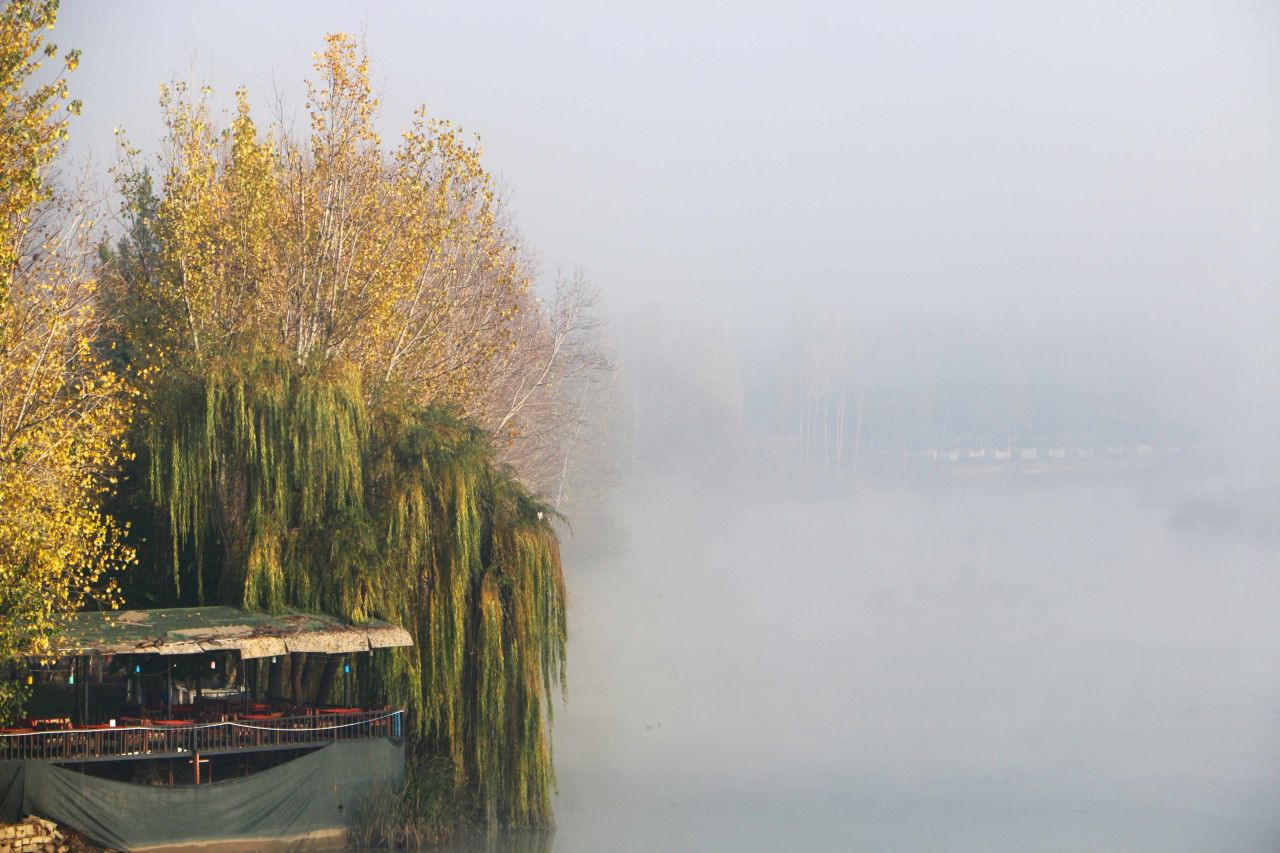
left=0, top=709, right=403, bottom=762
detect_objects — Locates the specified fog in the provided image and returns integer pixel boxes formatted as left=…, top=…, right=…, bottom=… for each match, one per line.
left=548, top=472, right=1280, bottom=851
left=59, top=1, right=1280, bottom=850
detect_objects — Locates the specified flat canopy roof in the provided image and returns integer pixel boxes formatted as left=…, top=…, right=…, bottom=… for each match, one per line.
left=51, top=607, right=414, bottom=659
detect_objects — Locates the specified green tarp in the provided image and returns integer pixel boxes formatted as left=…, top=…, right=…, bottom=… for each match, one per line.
left=0, top=738, right=403, bottom=851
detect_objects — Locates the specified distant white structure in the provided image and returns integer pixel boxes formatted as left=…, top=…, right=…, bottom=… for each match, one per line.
left=1048, top=448, right=1065, bottom=459
left=1106, top=446, right=1125, bottom=456
left=1019, top=448, right=1038, bottom=460
left=968, top=449, right=986, bottom=459
left=1136, top=444, right=1153, bottom=457
left=994, top=449, right=1011, bottom=460
left=1076, top=448, right=1093, bottom=458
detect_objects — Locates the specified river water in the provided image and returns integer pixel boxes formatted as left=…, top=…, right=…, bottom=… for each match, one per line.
left=452, top=466, right=1280, bottom=852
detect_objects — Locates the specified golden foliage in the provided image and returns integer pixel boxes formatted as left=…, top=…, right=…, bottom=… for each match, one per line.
left=0, top=267, right=135, bottom=658
left=0, top=0, right=135, bottom=713
left=0, top=0, right=80, bottom=292
left=116, top=33, right=525, bottom=414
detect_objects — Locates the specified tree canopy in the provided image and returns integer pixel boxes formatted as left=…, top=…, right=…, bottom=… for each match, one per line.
left=0, top=0, right=134, bottom=719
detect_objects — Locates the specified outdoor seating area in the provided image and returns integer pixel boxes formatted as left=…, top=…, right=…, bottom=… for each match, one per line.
left=2, top=607, right=412, bottom=768
left=1, top=703, right=403, bottom=763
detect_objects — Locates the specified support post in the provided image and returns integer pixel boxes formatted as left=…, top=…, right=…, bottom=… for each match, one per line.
left=315, top=656, right=339, bottom=706
left=72, top=656, right=80, bottom=726
left=268, top=656, right=283, bottom=699
left=290, top=652, right=309, bottom=706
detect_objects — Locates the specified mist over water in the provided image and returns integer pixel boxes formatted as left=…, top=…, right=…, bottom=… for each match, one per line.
left=537, top=467, right=1280, bottom=852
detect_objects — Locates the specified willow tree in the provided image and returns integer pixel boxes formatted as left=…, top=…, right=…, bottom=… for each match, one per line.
left=139, top=360, right=566, bottom=827
left=0, top=0, right=134, bottom=720
left=106, top=34, right=568, bottom=828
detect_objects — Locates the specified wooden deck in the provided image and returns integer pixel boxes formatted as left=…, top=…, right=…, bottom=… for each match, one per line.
left=0, top=709, right=403, bottom=763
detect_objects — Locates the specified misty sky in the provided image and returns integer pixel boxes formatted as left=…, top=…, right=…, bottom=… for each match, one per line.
left=59, top=1, right=1280, bottom=434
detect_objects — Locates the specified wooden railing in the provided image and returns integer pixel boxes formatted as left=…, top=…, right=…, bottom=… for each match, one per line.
left=0, top=709, right=403, bottom=762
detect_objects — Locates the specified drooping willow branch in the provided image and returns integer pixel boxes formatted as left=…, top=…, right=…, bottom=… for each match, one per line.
left=144, top=355, right=566, bottom=826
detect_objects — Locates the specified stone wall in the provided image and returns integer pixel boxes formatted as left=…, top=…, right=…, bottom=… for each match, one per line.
left=0, top=817, right=71, bottom=853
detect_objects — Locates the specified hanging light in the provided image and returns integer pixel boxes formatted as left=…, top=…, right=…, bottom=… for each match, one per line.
left=209, top=660, right=216, bottom=670
left=134, top=664, right=141, bottom=673
left=343, top=663, right=350, bottom=674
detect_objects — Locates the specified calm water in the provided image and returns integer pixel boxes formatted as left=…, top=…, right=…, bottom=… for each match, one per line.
left=451, top=468, right=1280, bottom=852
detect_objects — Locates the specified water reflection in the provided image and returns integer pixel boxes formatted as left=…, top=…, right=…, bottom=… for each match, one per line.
left=435, top=830, right=555, bottom=853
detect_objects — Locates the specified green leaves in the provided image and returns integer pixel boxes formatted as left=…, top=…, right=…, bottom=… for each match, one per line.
left=142, top=358, right=566, bottom=827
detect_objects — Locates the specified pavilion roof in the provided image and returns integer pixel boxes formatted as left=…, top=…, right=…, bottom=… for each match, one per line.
left=49, top=606, right=413, bottom=659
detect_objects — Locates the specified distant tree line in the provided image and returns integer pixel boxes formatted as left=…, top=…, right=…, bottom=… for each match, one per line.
left=621, top=306, right=1206, bottom=485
